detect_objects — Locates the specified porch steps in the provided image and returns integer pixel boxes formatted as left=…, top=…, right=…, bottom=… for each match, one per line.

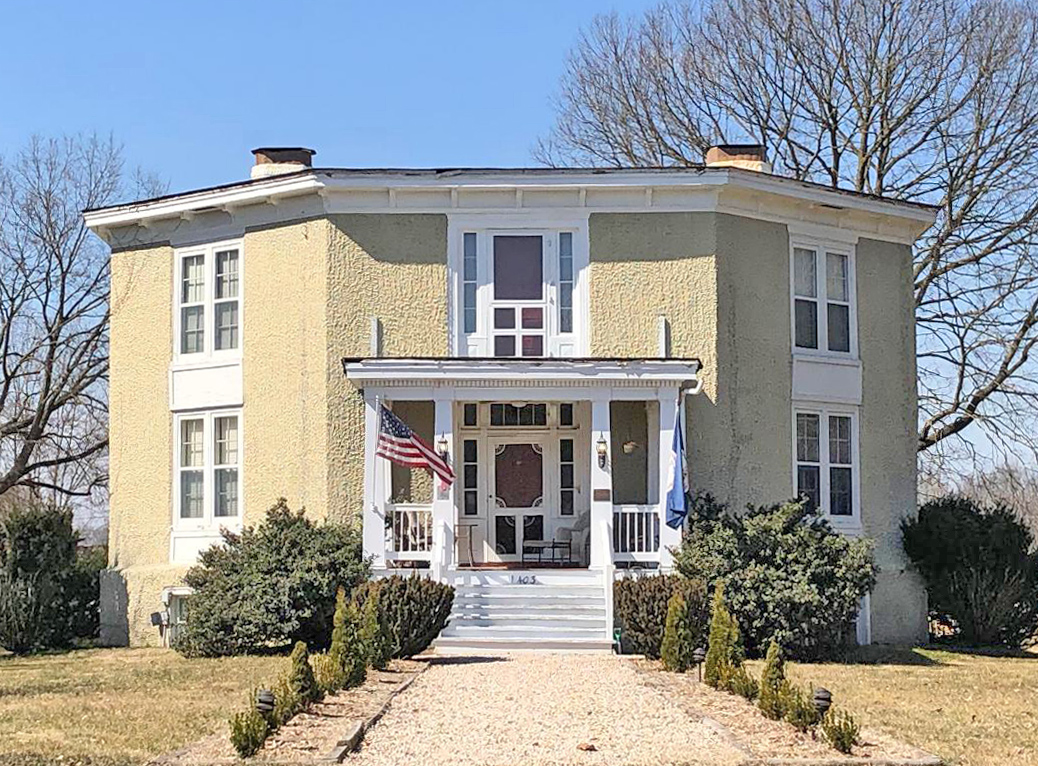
left=435, top=569, right=613, bottom=653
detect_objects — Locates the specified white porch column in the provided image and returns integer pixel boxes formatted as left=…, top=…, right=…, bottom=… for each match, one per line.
left=431, top=395, right=455, bottom=581
left=589, top=394, right=613, bottom=569
left=362, top=392, right=387, bottom=569
left=657, top=389, right=682, bottom=571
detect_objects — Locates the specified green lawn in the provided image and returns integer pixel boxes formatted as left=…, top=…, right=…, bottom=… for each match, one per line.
left=0, top=648, right=285, bottom=766
left=764, top=645, right=1038, bottom=766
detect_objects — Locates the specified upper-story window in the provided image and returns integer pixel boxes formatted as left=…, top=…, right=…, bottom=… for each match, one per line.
left=175, top=241, right=242, bottom=361
left=454, top=224, right=586, bottom=358
left=792, top=242, right=855, bottom=356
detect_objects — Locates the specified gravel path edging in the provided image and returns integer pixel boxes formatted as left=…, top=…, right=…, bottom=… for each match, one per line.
left=319, top=661, right=430, bottom=763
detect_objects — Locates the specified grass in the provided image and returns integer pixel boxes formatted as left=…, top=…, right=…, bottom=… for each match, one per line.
left=756, top=645, right=1038, bottom=766
left=0, top=647, right=285, bottom=766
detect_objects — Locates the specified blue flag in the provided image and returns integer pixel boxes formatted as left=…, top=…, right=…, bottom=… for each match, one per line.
left=665, top=400, right=687, bottom=530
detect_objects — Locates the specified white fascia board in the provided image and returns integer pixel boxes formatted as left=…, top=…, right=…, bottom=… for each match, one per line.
left=82, top=174, right=325, bottom=231
left=343, top=358, right=701, bottom=387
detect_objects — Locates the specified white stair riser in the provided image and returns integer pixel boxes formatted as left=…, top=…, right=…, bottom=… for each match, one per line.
left=442, top=627, right=606, bottom=640
left=450, top=616, right=606, bottom=629
left=435, top=637, right=614, bottom=654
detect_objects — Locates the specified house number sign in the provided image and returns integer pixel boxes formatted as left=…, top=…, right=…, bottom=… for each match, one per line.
left=510, top=574, right=539, bottom=585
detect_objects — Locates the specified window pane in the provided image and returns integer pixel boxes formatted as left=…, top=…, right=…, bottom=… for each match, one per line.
left=830, top=467, right=853, bottom=515
left=794, top=248, right=817, bottom=298
left=559, top=283, right=573, bottom=333
left=464, top=438, right=477, bottom=462
left=494, top=308, right=515, bottom=329
left=794, top=299, right=818, bottom=349
left=464, top=491, right=478, bottom=516
left=180, top=471, right=203, bottom=518
left=797, top=465, right=820, bottom=511
left=181, top=419, right=204, bottom=467
left=215, top=302, right=238, bottom=350
left=215, top=416, right=238, bottom=465
left=561, top=490, right=574, bottom=516
left=561, top=464, right=574, bottom=488
left=215, top=250, right=239, bottom=300
left=521, top=307, right=543, bottom=329
left=181, top=306, right=204, bottom=354
left=826, top=252, right=848, bottom=302
left=463, top=404, right=477, bottom=428
left=493, top=236, right=542, bottom=300
left=463, top=233, right=477, bottom=277
left=796, top=413, right=819, bottom=462
left=560, top=437, right=574, bottom=462
left=827, top=303, right=850, bottom=352
left=181, top=255, right=204, bottom=303
left=215, top=468, right=238, bottom=517
left=829, top=415, right=852, bottom=464
left=522, top=335, right=544, bottom=357
left=463, top=281, right=477, bottom=334
left=494, top=335, right=516, bottom=357
left=464, top=465, right=478, bottom=489
left=559, top=403, right=574, bottom=427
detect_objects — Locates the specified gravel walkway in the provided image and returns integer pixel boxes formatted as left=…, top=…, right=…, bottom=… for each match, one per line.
left=346, top=654, right=745, bottom=766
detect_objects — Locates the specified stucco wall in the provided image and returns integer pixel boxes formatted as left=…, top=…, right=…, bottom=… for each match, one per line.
left=325, top=214, right=448, bottom=524
left=588, top=212, right=792, bottom=510
left=105, top=243, right=184, bottom=646
left=242, top=219, right=331, bottom=522
left=856, top=237, right=928, bottom=643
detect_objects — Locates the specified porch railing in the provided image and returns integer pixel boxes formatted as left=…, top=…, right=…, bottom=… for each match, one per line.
left=612, top=505, right=660, bottom=562
left=385, top=503, right=433, bottom=562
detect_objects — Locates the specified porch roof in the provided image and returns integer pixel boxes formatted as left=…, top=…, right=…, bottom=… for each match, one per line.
left=342, top=357, right=702, bottom=392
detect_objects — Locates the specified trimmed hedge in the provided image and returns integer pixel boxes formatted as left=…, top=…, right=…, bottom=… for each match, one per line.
left=614, top=575, right=709, bottom=659
left=354, top=575, right=454, bottom=658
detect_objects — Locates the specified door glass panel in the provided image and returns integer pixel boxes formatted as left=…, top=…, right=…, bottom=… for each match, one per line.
left=521, top=307, right=543, bottom=329
left=494, top=308, right=515, bottom=329
left=494, top=336, right=516, bottom=357
left=523, top=514, right=544, bottom=544
left=494, top=443, right=543, bottom=508
left=522, top=335, right=544, bottom=357
left=495, top=516, right=516, bottom=555
left=493, top=236, right=542, bottom=300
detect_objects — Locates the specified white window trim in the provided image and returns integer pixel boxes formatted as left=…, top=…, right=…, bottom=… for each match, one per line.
left=789, top=236, right=858, bottom=360
left=172, top=409, right=244, bottom=532
left=173, top=238, right=243, bottom=365
left=447, top=214, right=590, bottom=358
left=791, top=402, right=861, bottom=531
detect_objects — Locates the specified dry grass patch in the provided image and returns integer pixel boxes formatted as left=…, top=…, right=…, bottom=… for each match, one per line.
left=0, top=647, right=285, bottom=766
left=758, top=645, right=1038, bottom=766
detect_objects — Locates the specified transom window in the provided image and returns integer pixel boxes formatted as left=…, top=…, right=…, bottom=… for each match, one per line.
left=794, top=407, right=857, bottom=522
left=792, top=244, right=853, bottom=354
left=176, top=241, right=242, bottom=359
left=175, top=411, right=242, bottom=528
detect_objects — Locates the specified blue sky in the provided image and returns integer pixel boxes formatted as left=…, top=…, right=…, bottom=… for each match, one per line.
left=1, top=1, right=659, bottom=195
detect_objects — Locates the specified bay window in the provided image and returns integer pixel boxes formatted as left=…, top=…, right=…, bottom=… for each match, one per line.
left=794, top=406, right=859, bottom=524
left=175, top=241, right=242, bottom=360
left=175, top=411, right=242, bottom=528
left=792, top=243, right=854, bottom=355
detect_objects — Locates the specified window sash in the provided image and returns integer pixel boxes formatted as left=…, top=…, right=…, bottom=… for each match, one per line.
left=176, top=412, right=242, bottom=526
left=792, top=245, right=853, bottom=354
left=794, top=409, right=856, bottom=521
left=176, top=243, right=241, bottom=358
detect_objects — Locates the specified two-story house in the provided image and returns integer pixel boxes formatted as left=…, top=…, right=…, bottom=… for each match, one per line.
left=85, top=146, right=935, bottom=650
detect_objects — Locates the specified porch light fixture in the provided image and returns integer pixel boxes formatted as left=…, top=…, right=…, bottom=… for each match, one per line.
left=596, top=436, right=608, bottom=468
left=812, top=687, right=832, bottom=717
left=436, top=435, right=449, bottom=455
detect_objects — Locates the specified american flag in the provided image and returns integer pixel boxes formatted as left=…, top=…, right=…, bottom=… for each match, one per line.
left=376, top=405, right=455, bottom=485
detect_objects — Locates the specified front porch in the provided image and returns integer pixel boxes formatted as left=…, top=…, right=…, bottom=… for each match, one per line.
left=344, top=358, right=702, bottom=579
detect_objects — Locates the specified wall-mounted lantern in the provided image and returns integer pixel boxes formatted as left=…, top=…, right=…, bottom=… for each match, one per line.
left=596, top=435, right=608, bottom=468
left=436, top=435, right=449, bottom=456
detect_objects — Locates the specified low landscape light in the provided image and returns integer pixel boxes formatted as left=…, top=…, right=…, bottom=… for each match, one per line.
left=256, top=688, right=275, bottom=716
left=692, top=646, right=706, bottom=681
left=813, top=687, right=832, bottom=717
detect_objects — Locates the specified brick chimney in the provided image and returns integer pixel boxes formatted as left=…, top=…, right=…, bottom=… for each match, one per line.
left=704, top=144, right=771, bottom=173
left=250, top=147, right=316, bottom=179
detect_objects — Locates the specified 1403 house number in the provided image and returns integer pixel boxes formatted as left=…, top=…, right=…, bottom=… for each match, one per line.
left=510, top=574, right=538, bottom=585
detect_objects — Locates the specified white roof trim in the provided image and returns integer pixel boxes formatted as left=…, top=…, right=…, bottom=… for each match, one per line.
left=343, top=358, right=702, bottom=390
left=83, top=167, right=936, bottom=234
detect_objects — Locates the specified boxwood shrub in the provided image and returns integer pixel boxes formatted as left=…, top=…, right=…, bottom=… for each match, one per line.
left=614, top=574, right=708, bottom=659
left=354, top=575, right=454, bottom=658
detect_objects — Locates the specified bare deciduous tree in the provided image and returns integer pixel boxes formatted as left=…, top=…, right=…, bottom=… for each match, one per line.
left=0, top=135, right=161, bottom=500
left=539, top=0, right=1038, bottom=474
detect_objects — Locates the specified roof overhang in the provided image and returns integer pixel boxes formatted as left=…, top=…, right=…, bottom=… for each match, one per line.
left=342, top=357, right=703, bottom=392
left=83, top=166, right=937, bottom=242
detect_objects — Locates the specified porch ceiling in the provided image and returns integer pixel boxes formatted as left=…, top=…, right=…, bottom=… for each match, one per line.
left=342, top=357, right=701, bottom=392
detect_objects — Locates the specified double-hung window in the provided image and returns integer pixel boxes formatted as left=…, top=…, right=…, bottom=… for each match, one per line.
left=175, top=411, right=242, bottom=528
left=176, top=241, right=242, bottom=360
left=794, top=407, right=858, bottom=524
left=792, top=244, right=854, bottom=355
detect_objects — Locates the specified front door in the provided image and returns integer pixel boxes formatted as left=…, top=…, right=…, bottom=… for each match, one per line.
left=489, top=436, right=548, bottom=561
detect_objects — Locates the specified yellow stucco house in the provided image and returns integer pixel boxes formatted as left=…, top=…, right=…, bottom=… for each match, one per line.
left=85, top=146, right=935, bottom=650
